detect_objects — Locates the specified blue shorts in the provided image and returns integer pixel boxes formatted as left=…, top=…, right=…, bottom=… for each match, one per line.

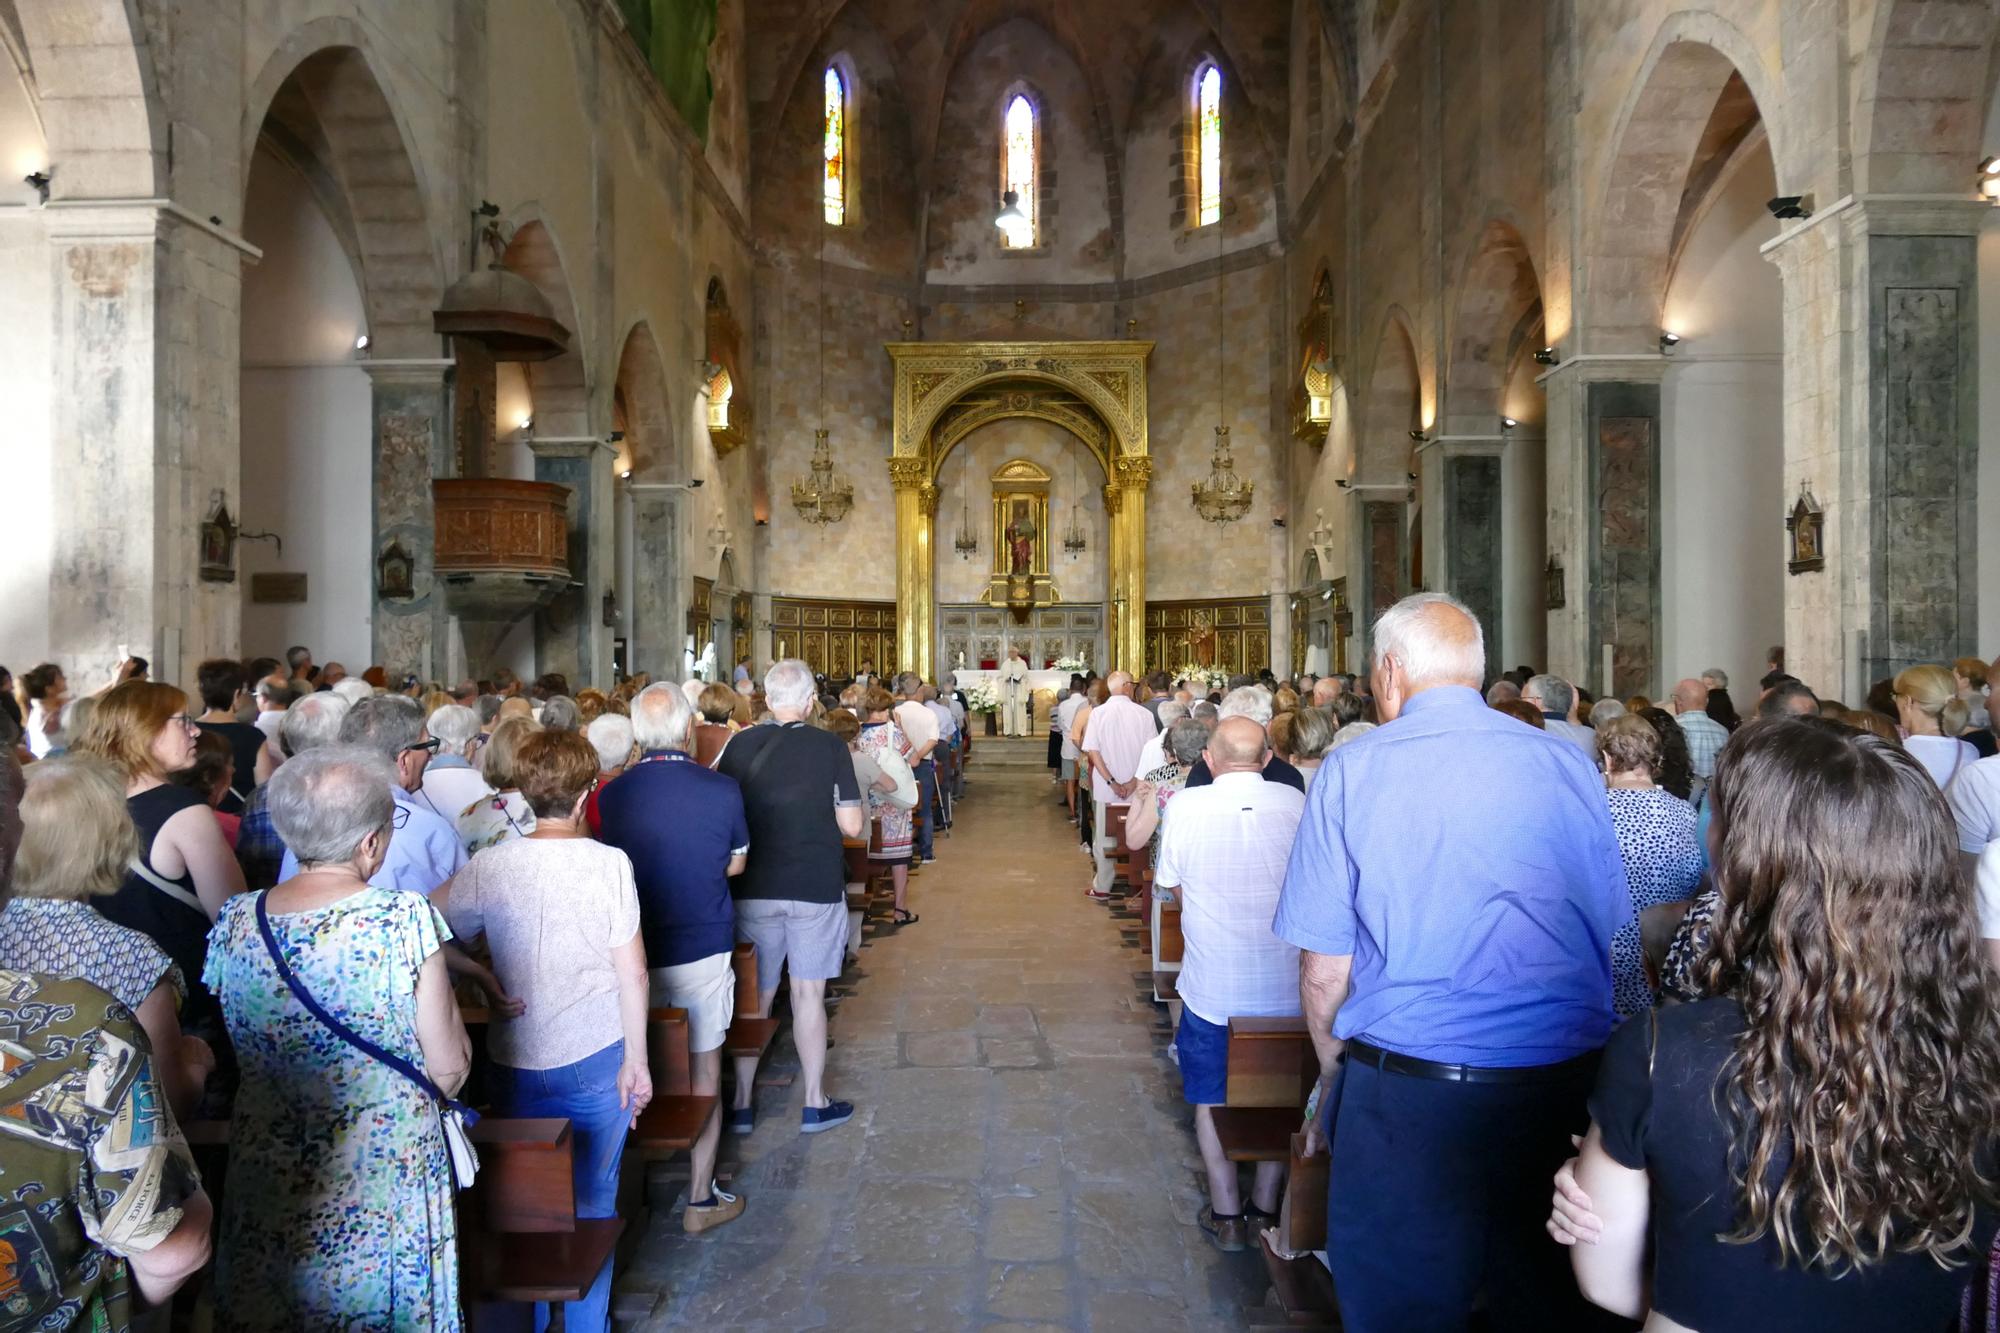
left=1175, top=1009, right=1228, bottom=1105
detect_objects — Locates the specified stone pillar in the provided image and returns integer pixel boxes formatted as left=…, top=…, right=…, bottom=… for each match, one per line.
left=364, top=362, right=453, bottom=681
left=44, top=202, right=249, bottom=686
left=1345, top=486, right=1408, bottom=665
left=531, top=437, right=617, bottom=689
left=1766, top=197, right=1983, bottom=696
left=1426, top=437, right=1506, bottom=660
left=625, top=483, right=682, bottom=677
left=1109, top=456, right=1150, bottom=673
left=890, top=458, right=934, bottom=680
left=1539, top=359, right=1665, bottom=696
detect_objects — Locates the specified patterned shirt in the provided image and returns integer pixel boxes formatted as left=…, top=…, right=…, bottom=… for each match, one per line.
left=0, top=971, right=199, bottom=1332
left=235, top=784, right=286, bottom=892
left=1675, top=710, right=1729, bottom=781
left=0, top=900, right=184, bottom=1013
left=1604, top=787, right=1705, bottom=1016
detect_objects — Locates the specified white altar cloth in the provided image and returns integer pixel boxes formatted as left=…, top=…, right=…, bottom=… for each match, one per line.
left=953, top=668, right=1068, bottom=696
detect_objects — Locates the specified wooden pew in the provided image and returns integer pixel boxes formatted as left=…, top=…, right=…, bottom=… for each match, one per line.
left=723, top=941, right=780, bottom=1062
left=463, top=1117, right=625, bottom=1332
left=1210, top=1016, right=1316, bottom=1164
left=1252, top=1133, right=1336, bottom=1329
left=1103, top=805, right=1132, bottom=889
left=1152, top=903, right=1183, bottom=1006
left=631, top=1007, right=716, bottom=1157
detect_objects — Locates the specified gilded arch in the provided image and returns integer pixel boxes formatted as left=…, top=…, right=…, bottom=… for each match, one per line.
left=887, top=339, right=1153, bottom=678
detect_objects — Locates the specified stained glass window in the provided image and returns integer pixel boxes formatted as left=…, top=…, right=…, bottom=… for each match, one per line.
left=1003, top=94, right=1037, bottom=248
left=1197, top=65, right=1222, bottom=226
left=823, top=66, right=846, bottom=226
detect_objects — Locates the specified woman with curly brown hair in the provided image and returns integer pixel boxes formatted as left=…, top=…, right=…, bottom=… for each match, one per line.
left=1549, top=717, right=2000, bottom=1331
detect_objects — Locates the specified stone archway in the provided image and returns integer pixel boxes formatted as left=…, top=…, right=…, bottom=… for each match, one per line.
left=887, top=339, right=1152, bottom=679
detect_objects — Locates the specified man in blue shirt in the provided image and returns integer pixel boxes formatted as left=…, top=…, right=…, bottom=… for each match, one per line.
left=596, top=682, right=749, bottom=1234
left=1274, top=593, right=1628, bottom=1331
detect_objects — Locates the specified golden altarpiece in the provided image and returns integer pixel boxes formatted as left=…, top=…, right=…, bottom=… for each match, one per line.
left=886, top=340, right=1153, bottom=681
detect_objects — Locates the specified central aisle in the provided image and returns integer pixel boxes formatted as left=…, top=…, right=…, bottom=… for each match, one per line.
left=628, top=742, right=1269, bottom=1330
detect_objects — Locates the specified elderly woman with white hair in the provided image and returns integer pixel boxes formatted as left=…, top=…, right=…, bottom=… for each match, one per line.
left=1184, top=685, right=1307, bottom=791
left=205, top=745, right=471, bottom=1330
left=419, top=702, right=494, bottom=825
left=582, top=711, right=635, bottom=836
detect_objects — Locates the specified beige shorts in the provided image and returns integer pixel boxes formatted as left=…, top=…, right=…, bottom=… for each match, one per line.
left=647, top=951, right=736, bottom=1053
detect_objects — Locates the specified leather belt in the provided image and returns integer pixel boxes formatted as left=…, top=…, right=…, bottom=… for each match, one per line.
left=1343, top=1039, right=1597, bottom=1085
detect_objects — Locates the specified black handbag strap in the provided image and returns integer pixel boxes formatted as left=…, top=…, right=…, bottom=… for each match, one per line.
left=739, top=724, right=801, bottom=789
left=254, top=891, right=476, bottom=1122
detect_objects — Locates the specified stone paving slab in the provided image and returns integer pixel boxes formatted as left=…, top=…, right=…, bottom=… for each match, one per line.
left=624, top=761, right=1269, bottom=1331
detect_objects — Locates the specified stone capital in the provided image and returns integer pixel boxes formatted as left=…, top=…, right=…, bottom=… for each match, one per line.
left=1113, top=455, right=1153, bottom=490
left=1102, top=483, right=1124, bottom=516
left=918, top=482, right=941, bottom=517
left=362, top=357, right=455, bottom=390
left=887, top=456, right=928, bottom=490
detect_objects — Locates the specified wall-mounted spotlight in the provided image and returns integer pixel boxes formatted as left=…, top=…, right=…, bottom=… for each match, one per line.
left=1658, top=331, right=1682, bottom=354
left=620, top=468, right=633, bottom=480
left=607, top=430, right=625, bottom=443
left=1766, top=194, right=1812, bottom=220
left=517, top=414, right=534, bottom=432
left=23, top=170, right=50, bottom=205
left=353, top=333, right=371, bottom=352
left=1407, top=429, right=1428, bottom=443
left=1532, top=346, right=1558, bottom=366
left=1501, top=416, right=1518, bottom=431
left=1980, top=157, right=2000, bottom=201
left=1334, top=478, right=1352, bottom=489
left=1405, top=471, right=1418, bottom=483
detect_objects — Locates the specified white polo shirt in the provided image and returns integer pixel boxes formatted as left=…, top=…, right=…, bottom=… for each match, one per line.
left=1155, top=770, right=1305, bottom=1026
left=894, top=699, right=939, bottom=758
left=1950, top=754, right=2000, bottom=854
left=1079, top=694, right=1157, bottom=806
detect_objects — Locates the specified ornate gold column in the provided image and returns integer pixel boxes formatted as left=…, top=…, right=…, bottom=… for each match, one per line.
left=1110, top=456, right=1150, bottom=671
left=890, top=457, right=936, bottom=679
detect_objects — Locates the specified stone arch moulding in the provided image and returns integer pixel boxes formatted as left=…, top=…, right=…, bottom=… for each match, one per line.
left=502, top=211, right=591, bottom=439
left=1442, top=218, right=1543, bottom=434
left=886, top=339, right=1153, bottom=681
left=16, top=0, right=163, bottom=198
left=241, top=18, right=444, bottom=356
left=1355, top=308, right=1421, bottom=484
left=614, top=318, right=677, bottom=481
left=1853, top=0, right=1998, bottom=195
left=1580, top=12, right=1794, bottom=354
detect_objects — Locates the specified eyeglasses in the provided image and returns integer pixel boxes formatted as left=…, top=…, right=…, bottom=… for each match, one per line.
left=169, top=714, right=200, bottom=733
left=401, top=737, right=442, bottom=755
left=391, top=806, right=410, bottom=830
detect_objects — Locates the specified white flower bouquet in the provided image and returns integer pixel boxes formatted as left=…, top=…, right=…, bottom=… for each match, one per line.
left=1176, top=665, right=1229, bottom=692
left=1054, top=654, right=1088, bottom=673
left=963, top=680, right=1001, bottom=713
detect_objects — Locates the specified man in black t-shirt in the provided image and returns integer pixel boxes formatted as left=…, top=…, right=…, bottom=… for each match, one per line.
left=714, top=660, right=864, bottom=1136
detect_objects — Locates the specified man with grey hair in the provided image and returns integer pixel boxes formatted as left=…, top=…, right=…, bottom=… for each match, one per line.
left=1185, top=685, right=1306, bottom=792
left=1274, top=592, right=1627, bottom=1328
left=715, top=661, right=863, bottom=1135
left=539, top=695, right=581, bottom=733
left=1133, top=699, right=1190, bottom=780
left=1079, top=670, right=1157, bottom=899
left=1485, top=678, right=1522, bottom=706
left=1523, top=673, right=1596, bottom=754
left=1700, top=667, right=1729, bottom=692
left=237, top=692, right=353, bottom=890
left=419, top=703, right=494, bottom=828
left=598, top=683, right=751, bottom=1229
left=1311, top=676, right=1343, bottom=708
left=279, top=695, right=465, bottom=897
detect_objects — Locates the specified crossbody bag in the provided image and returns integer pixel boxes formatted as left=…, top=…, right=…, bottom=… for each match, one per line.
left=254, top=891, right=480, bottom=1187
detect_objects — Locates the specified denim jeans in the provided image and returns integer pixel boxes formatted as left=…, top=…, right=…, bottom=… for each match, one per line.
left=914, top=758, right=937, bottom=859
left=489, top=1040, right=627, bottom=1333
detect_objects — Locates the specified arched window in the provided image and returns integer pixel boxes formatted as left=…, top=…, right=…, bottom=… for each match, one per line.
left=1195, top=64, right=1222, bottom=226
left=1002, top=93, right=1037, bottom=248
left=823, top=66, right=847, bottom=226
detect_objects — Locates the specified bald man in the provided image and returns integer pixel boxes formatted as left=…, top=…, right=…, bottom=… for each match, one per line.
left=1274, top=592, right=1627, bottom=1329
left=1155, top=715, right=1305, bottom=1252
left=1079, top=670, right=1160, bottom=899
left=1311, top=677, right=1342, bottom=708
left=1670, top=677, right=1728, bottom=791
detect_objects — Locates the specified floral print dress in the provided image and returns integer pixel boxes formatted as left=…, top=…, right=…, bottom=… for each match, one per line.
left=204, top=888, right=460, bottom=1331
left=858, top=720, right=914, bottom=863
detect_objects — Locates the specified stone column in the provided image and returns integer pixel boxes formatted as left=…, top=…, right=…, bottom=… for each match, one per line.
left=625, top=483, right=682, bottom=678
left=44, top=202, right=249, bottom=685
left=531, top=437, right=617, bottom=689
left=1110, top=456, right=1150, bottom=673
left=1425, top=436, right=1506, bottom=658
left=1766, top=196, right=1983, bottom=696
left=364, top=361, right=453, bottom=681
left=890, top=457, right=935, bottom=680
left=1539, top=358, right=1665, bottom=695
left=1344, top=486, right=1409, bottom=665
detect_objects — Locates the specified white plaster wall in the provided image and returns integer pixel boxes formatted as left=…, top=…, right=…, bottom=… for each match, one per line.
left=932, top=419, right=1107, bottom=605
left=239, top=148, right=373, bottom=665
left=1659, top=140, right=1783, bottom=697
left=0, top=41, right=48, bottom=664
left=1977, top=93, right=2000, bottom=658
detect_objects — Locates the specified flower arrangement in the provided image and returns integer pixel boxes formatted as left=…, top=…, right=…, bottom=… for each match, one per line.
left=1176, top=665, right=1229, bottom=693
left=963, top=680, right=1001, bottom=713
left=1054, top=654, right=1088, bottom=673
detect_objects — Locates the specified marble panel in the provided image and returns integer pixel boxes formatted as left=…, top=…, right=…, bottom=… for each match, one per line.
left=1444, top=454, right=1502, bottom=658
left=370, top=381, right=450, bottom=678
left=1587, top=383, right=1661, bottom=699
left=631, top=494, right=680, bottom=677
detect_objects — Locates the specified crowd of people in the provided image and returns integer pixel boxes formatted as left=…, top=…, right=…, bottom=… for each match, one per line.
left=0, top=646, right=971, bottom=1330
left=3, top=616, right=1999, bottom=1329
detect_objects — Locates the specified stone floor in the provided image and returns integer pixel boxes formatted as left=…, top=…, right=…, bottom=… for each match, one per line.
left=624, top=741, right=1270, bottom=1331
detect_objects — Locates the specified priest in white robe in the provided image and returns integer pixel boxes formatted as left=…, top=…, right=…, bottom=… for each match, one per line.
left=1000, top=650, right=1031, bottom=736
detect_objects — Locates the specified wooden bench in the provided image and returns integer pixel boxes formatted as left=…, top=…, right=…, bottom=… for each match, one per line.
left=632, top=1007, right=716, bottom=1156
left=1210, top=1016, right=1316, bottom=1163
left=1251, top=1133, right=1336, bottom=1329
left=1103, top=805, right=1132, bottom=889
left=1151, top=902, right=1183, bottom=1006
left=723, top=940, right=780, bottom=1062
left=463, top=1117, right=625, bottom=1332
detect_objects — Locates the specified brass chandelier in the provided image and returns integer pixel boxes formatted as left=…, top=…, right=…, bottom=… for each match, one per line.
left=791, top=213, right=853, bottom=524
left=1191, top=197, right=1253, bottom=523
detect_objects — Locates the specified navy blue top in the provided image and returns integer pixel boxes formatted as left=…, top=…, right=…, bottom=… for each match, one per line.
left=594, top=751, right=749, bottom=968
left=1273, top=684, right=1629, bottom=1066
